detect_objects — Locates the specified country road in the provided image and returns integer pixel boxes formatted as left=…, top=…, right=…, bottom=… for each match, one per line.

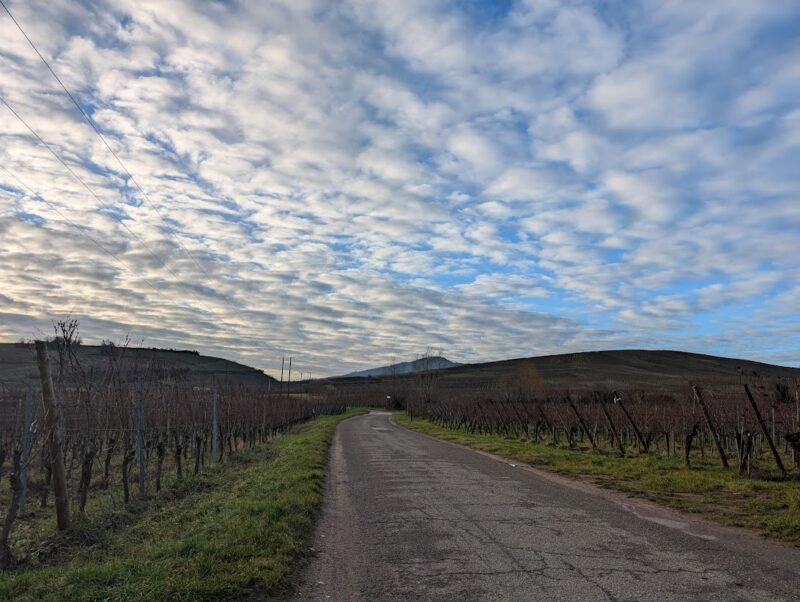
left=293, top=411, right=800, bottom=601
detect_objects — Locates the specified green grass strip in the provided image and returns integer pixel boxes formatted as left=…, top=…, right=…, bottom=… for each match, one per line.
left=395, top=413, right=800, bottom=545
left=0, top=409, right=366, bottom=601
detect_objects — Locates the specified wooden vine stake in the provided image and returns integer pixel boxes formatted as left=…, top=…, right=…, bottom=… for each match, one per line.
left=18, top=383, right=34, bottom=516
left=743, top=384, right=786, bottom=478
left=597, top=392, right=625, bottom=456
left=692, top=385, right=729, bottom=469
left=211, top=390, right=220, bottom=464
left=136, top=379, right=146, bottom=498
left=612, top=391, right=648, bottom=453
left=567, top=395, right=596, bottom=449
left=34, top=341, right=70, bottom=530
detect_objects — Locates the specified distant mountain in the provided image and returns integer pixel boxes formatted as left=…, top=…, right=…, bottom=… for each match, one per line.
left=341, top=356, right=460, bottom=378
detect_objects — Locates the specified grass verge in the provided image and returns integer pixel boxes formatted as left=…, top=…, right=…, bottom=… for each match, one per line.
left=0, top=408, right=367, bottom=601
left=394, top=413, right=800, bottom=545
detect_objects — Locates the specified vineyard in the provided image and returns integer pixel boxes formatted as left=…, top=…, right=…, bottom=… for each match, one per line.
left=0, top=327, right=344, bottom=570
left=403, top=373, right=800, bottom=480
left=3, top=332, right=800, bottom=577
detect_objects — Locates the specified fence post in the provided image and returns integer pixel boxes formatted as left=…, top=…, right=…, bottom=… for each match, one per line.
left=34, top=340, right=69, bottom=530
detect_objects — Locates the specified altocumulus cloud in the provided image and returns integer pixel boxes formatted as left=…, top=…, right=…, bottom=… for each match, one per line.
left=0, top=0, right=798, bottom=376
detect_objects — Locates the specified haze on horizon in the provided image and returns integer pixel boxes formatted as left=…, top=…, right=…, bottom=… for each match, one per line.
left=1, top=0, right=798, bottom=377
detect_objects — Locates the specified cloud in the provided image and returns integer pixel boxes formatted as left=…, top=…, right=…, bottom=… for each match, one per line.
left=0, top=0, right=798, bottom=375
left=603, top=170, right=677, bottom=222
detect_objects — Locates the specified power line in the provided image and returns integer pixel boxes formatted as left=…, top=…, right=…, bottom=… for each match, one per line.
left=0, top=175, right=244, bottom=371
left=2, top=167, right=244, bottom=369
left=0, top=93, right=184, bottom=282
left=0, top=163, right=233, bottom=340
left=0, top=161, right=171, bottom=298
left=0, top=0, right=215, bottom=281
left=0, top=3, right=254, bottom=363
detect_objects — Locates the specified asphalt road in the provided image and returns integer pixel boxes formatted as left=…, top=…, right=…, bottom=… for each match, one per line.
left=293, top=411, right=800, bottom=601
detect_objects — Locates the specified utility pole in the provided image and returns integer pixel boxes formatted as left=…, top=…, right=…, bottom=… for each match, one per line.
left=35, top=341, right=69, bottom=530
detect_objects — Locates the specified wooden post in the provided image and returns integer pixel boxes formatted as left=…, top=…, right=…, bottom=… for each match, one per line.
left=597, top=393, right=625, bottom=456
left=771, top=406, right=776, bottom=446
left=0, top=448, right=23, bottom=569
left=287, top=357, right=292, bottom=400
left=612, top=391, right=648, bottom=453
left=211, top=390, right=220, bottom=464
left=566, top=395, right=596, bottom=449
left=737, top=430, right=754, bottom=475
left=34, top=340, right=69, bottom=530
left=685, top=422, right=700, bottom=468
left=136, top=380, right=146, bottom=498
left=122, top=439, right=134, bottom=503
left=796, top=387, right=800, bottom=468
left=743, top=384, right=786, bottom=477
left=536, top=403, right=552, bottom=436
left=264, top=380, right=273, bottom=440
left=692, top=385, right=729, bottom=469
left=279, top=357, right=285, bottom=398
left=18, top=383, right=34, bottom=516
left=796, top=387, right=799, bottom=433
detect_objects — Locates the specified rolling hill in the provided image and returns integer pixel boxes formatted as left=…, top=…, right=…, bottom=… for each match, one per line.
left=327, top=349, right=800, bottom=396
left=0, top=342, right=276, bottom=386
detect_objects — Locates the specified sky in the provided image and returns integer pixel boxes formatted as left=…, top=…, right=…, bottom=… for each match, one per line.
left=0, top=0, right=798, bottom=377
